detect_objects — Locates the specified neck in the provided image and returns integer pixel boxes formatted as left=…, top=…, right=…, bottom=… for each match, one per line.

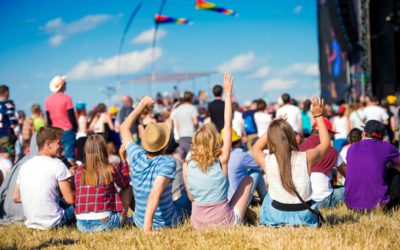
left=38, top=150, right=53, bottom=158
left=215, top=96, right=222, bottom=100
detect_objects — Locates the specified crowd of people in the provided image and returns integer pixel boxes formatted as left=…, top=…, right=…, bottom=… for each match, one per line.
left=0, top=72, right=399, bottom=233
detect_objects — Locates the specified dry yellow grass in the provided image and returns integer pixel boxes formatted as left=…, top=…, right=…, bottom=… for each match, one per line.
left=1, top=205, right=399, bottom=250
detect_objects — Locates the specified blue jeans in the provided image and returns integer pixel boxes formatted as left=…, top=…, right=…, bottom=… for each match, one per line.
left=173, top=190, right=192, bottom=217
left=62, top=129, right=76, bottom=160
left=316, top=187, right=345, bottom=209
left=77, top=212, right=122, bottom=233
left=248, top=170, right=267, bottom=202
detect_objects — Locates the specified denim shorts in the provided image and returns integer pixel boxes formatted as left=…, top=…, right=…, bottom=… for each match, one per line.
left=260, top=193, right=319, bottom=227
left=62, top=129, right=76, bottom=160
left=77, top=212, right=122, bottom=233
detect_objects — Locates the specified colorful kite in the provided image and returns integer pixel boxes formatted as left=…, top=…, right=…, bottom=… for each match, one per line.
left=155, top=14, right=191, bottom=24
left=195, top=0, right=238, bottom=16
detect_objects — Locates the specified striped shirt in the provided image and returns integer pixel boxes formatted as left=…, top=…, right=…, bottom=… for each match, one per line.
left=0, top=100, right=17, bottom=138
left=127, top=142, right=179, bottom=229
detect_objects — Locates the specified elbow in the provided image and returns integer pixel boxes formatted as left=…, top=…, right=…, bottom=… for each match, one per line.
left=65, top=197, right=75, bottom=205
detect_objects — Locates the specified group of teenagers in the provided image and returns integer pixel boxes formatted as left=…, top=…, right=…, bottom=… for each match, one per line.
left=2, top=72, right=400, bottom=233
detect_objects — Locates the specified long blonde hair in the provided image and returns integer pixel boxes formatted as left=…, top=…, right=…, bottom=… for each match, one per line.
left=267, top=119, right=299, bottom=195
left=81, top=134, right=114, bottom=186
left=191, top=123, right=222, bottom=173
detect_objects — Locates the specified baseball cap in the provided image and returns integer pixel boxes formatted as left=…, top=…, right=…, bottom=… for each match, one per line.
left=364, top=120, right=386, bottom=139
left=312, top=117, right=337, bottom=134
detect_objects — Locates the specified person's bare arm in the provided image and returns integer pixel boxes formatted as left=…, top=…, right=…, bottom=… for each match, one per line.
left=219, top=72, right=233, bottom=175
left=192, top=115, right=199, bottom=130
left=182, top=162, right=194, bottom=202
left=252, top=132, right=268, bottom=172
left=306, top=97, right=330, bottom=174
left=338, top=162, right=346, bottom=178
left=144, top=176, right=170, bottom=233
left=13, top=183, right=21, bottom=203
left=120, top=97, right=154, bottom=148
left=58, top=178, right=75, bottom=205
left=105, top=114, right=114, bottom=131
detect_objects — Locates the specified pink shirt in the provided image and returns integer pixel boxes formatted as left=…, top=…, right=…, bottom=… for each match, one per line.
left=45, top=92, right=73, bottom=130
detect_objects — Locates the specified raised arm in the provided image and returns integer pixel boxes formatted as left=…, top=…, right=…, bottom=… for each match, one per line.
left=305, top=97, right=330, bottom=173
left=219, top=72, right=233, bottom=174
left=252, top=132, right=268, bottom=172
left=120, top=96, right=154, bottom=148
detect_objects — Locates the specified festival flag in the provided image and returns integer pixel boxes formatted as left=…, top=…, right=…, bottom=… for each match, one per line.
left=195, top=0, right=238, bottom=16
left=155, top=14, right=191, bottom=24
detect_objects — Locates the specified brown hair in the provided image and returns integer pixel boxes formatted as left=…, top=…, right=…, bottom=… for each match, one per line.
left=81, top=134, right=114, bottom=186
left=267, top=119, right=299, bottom=195
left=36, top=127, right=64, bottom=150
left=97, top=103, right=107, bottom=113
left=191, top=123, right=222, bottom=173
left=31, top=103, right=41, bottom=114
left=183, top=91, right=193, bottom=103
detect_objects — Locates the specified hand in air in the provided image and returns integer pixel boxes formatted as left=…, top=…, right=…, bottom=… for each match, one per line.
left=310, top=97, right=324, bottom=117
left=141, top=96, right=155, bottom=110
left=223, top=72, right=233, bottom=95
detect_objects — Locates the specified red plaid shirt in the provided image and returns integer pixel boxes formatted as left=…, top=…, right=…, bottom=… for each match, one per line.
left=74, top=161, right=130, bottom=214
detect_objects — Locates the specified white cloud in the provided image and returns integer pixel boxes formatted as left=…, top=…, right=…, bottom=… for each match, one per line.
left=294, top=5, right=302, bottom=14
left=132, top=28, right=167, bottom=44
left=41, top=14, right=115, bottom=47
left=217, top=52, right=257, bottom=73
left=282, top=62, right=319, bottom=76
left=249, top=66, right=271, bottom=78
left=68, top=47, right=162, bottom=80
left=262, top=78, right=297, bottom=91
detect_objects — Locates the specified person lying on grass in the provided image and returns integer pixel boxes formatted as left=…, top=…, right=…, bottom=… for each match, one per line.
left=183, top=72, right=253, bottom=229
left=74, top=133, right=133, bottom=233
left=120, top=96, right=188, bottom=233
left=252, top=97, right=330, bottom=227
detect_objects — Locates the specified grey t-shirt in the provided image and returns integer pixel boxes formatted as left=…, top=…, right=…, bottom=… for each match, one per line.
left=172, top=104, right=198, bottom=138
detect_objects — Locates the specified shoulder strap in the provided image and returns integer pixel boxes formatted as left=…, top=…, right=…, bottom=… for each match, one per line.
left=294, top=190, right=326, bottom=226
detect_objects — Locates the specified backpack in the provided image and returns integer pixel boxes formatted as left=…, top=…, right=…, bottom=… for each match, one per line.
left=244, top=114, right=257, bottom=134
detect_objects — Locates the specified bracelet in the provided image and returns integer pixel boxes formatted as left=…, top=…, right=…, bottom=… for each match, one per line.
left=314, top=114, right=323, bottom=118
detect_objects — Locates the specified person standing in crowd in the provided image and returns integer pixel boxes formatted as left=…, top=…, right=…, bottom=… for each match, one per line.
left=345, top=120, right=400, bottom=211
left=0, top=85, right=18, bottom=160
left=89, top=103, right=114, bottom=141
left=208, top=84, right=225, bottom=132
left=300, top=118, right=346, bottom=209
left=74, top=135, right=132, bottom=232
left=184, top=72, right=253, bottom=229
left=276, top=93, right=302, bottom=135
left=332, top=105, right=350, bottom=152
left=118, top=95, right=139, bottom=141
left=120, top=96, right=185, bottom=233
left=232, top=102, right=245, bottom=140
left=349, top=101, right=366, bottom=130
left=31, top=104, right=46, bottom=132
left=75, top=102, right=87, bottom=163
left=12, top=127, right=75, bottom=229
left=340, top=128, right=362, bottom=164
left=242, top=100, right=258, bottom=151
left=301, top=99, right=313, bottom=138
left=383, top=101, right=397, bottom=145
left=253, top=97, right=330, bottom=227
left=254, top=99, right=272, bottom=140
left=363, top=96, right=388, bottom=124
left=171, top=91, right=198, bottom=160
left=45, top=76, right=77, bottom=163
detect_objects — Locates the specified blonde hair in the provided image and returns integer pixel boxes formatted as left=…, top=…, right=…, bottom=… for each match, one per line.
left=81, top=134, right=114, bottom=186
left=191, top=123, right=222, bottom=173
left=267, top=119, right=299, bottom=195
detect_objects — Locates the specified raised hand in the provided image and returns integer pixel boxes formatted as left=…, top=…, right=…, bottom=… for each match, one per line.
left=310, top=97, right=324, bottom=118
left=223, top=72, right=233, bottom=95
left=140, top=96, right=155, bottom=109
left=119, top=145, right=127, bottom=161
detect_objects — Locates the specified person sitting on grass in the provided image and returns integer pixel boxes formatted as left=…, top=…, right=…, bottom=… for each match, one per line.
left=183, top=72, right=253, bottom=229
left=252, top=97, right=330, bottom=227
left=74, top=134, right=133, bottom=233
left=120, top=96, right=187, bottom=233
left=345, top=120, right=400, bottom=211
left=12, top=127, right=75, bottom=230
left=221, top=128, right=266, bottom=204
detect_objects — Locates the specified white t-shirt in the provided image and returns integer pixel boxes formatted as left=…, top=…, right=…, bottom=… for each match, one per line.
left=363, top=105, right=389, bottom=123
left=232, top=111, right=244, bottom=137
left=254, top=112, right=272, bottom=137
left=349, top=110, right=365, bottom=129
left=310, top=155, right=344, bottom=202
left=276, top=104, right=301, bottom=133
left=171, top=104, right=199, bottom=138
left=16, top=156, right=71, bottom=230
left=332, top=116, right=349, bottom=140
left=0, top=158, right=12, bottom=181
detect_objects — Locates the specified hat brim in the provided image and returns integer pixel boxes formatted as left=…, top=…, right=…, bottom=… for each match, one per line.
left=49, top=76, right=67, bottom=93
left=141, top=123, right=171, bottom=153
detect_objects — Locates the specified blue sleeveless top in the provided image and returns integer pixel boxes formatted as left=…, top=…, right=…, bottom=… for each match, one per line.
left=187, top=159, right=229, bottom=204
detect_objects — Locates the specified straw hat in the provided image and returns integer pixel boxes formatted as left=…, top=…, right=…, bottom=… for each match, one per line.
left=141, top=123, right=171, bottom=153
left=49, top=75, right=67, bottom=93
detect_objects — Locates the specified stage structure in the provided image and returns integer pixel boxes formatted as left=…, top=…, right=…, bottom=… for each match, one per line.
left=318, top=0, right=400, bottom=103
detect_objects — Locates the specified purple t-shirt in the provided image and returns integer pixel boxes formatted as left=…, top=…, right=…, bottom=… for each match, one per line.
left=345, top=139, right=399, bottom=210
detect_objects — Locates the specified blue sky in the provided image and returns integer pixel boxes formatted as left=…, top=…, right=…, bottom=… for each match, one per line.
left=0, top=0, right=320, bottom=113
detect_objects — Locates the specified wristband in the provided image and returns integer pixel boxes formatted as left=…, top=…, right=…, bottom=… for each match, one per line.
left=314, top=114, right=323, bottom=119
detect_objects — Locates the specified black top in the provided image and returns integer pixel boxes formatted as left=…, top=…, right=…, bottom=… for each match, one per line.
left=208, top=99, right=225, bottom=132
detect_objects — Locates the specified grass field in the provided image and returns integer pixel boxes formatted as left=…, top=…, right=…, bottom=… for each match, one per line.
left=1, top=205, right=399, bottom=250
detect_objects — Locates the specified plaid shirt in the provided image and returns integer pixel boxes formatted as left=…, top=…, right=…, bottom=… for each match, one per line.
left=74, top=161, right=130, bottom=214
